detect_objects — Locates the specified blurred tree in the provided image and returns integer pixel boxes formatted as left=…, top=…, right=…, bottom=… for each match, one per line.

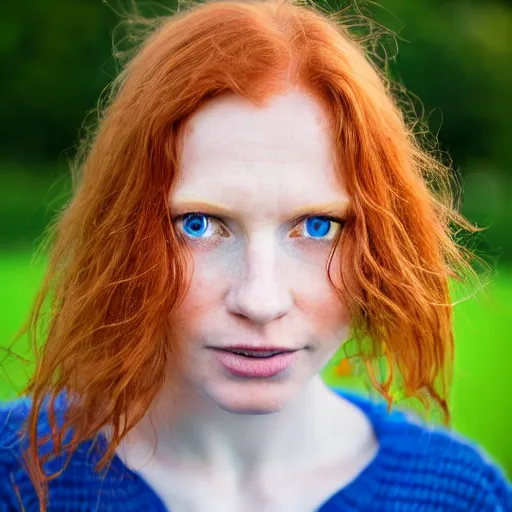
left=0, top=1, right=118, bottom=162
left=374, top=0, right=512, bottom=262
left=0, top=0, right=510, bottom=259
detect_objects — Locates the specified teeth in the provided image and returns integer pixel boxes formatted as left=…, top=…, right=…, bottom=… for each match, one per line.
left=233, top=351, right=282, bottom=357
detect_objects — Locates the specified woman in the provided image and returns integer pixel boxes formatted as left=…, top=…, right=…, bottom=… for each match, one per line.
left=1, top=0, right=510, bottom=510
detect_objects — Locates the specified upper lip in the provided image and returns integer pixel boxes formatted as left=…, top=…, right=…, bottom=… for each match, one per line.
left=211, top=345, right=299, bottom=353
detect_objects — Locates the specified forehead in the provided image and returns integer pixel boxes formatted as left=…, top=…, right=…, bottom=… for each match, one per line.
left=172, top=89, right=348, bottom=218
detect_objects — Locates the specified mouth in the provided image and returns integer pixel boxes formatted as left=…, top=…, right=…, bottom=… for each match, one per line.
left=211, top=348, right=300, bottom=378
left=211, top=348, right=298, bottom=358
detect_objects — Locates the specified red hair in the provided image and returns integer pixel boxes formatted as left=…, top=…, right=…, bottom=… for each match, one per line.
left=8, top=0, right=483, bottom=509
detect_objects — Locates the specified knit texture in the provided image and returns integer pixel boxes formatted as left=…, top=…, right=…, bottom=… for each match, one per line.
left=1, top=388, right=510, bottom=511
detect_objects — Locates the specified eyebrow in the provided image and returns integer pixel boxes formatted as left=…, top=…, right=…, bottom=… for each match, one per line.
left=170, top=199, right=350, bottom=219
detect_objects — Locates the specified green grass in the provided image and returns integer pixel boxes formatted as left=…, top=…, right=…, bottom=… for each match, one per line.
left=1, top=250, right=511, bottom=478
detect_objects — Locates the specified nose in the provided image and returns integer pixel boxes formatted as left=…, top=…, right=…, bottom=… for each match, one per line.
left=225, top=238, right=293, bottom=325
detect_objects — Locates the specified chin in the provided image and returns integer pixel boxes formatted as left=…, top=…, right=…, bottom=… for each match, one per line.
left=202, top=378, right=300, bottom=415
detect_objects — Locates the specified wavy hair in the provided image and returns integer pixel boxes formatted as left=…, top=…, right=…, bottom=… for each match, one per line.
left=7, top=0, right=484, bottom=509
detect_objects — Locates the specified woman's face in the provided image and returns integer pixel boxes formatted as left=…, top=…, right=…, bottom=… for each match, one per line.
left=168, top=88, right=351, bottom=414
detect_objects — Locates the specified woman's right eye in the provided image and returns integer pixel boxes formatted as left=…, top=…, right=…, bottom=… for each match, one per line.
left=175, top=213, right=230, bottom=241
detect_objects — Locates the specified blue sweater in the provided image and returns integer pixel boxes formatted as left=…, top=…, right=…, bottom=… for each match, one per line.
left=0, top=388, right=510, bottom=511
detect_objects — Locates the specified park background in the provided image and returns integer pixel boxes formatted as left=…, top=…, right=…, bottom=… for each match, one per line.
left=0, top=0, right=510, bottom=479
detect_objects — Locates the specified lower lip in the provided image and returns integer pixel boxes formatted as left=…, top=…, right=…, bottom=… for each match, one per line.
left=211, top=349, right=299, bottom=378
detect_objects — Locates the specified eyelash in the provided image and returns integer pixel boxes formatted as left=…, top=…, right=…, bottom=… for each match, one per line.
left=173, top=211, right=345, bottom=242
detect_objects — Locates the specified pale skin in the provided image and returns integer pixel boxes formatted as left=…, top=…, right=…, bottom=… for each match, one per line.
left=112, top=88, right=378, bottom=511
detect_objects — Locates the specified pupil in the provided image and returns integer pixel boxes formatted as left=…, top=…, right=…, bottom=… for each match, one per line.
left=184, top=214, right=207, bottom=237
left=306, top=217, right=330, bottom=237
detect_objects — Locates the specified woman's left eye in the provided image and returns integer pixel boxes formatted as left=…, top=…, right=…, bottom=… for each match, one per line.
left=290, top=216, right=341, bottom=241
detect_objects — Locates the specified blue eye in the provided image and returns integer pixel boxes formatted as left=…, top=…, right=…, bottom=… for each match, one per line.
left=175, top=212, right=342, bottom=244
left=176, top=212, right=230, bottom=242
left=183, top=213, right=208, bottom=237
left=305, top=217, right=332, bottom=238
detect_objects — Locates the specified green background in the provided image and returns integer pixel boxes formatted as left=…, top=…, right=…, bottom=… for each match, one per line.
left=1, top=0, right=511, bottom=479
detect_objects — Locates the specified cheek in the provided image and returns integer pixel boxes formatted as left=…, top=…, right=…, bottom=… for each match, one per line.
left=291, top=247, right=350, bottom=339
left=169, top=253, right=223, bottom=331
left=295, top=284, right=350, bottom=341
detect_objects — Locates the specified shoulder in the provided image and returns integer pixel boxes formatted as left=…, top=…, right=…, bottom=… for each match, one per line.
left=0, top=392, right=69, bottom=459
left=336, top=388, right=512, bottom=511
left=0, top=395, right=33, bottom=471
left=383, top=409, right=511, bottom=510
left=0, top=393, right=129, bottom=511
left=0, top=395, right=36, bottom=509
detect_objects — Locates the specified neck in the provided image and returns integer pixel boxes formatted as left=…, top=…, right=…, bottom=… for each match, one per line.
left=111, top=377, right=366, bottom=485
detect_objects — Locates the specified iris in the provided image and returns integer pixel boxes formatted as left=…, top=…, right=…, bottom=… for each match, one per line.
left=305, top=217, right=331, bottom=238
left=183, top=213, right=208, bottom=237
